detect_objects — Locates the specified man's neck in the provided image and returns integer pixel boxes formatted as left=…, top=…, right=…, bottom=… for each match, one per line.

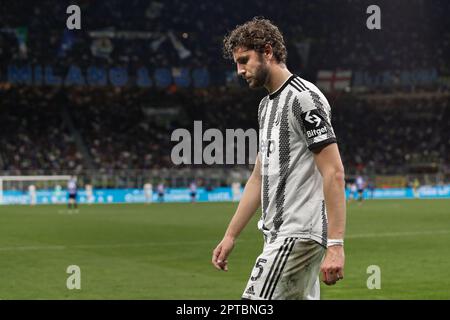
left=265, top=64, right=293, bottom=95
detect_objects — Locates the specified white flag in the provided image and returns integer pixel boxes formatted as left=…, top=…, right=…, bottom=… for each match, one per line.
left=167, top=31, right=191, bottom=60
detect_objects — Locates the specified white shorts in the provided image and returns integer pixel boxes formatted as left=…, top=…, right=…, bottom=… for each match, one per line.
left=241, top=237, right=325, bottom=300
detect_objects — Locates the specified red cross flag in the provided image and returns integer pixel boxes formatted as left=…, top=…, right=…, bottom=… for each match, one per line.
left=316, top=70, right=352, bottom=92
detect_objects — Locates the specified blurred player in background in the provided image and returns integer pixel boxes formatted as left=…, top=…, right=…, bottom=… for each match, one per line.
left=85, top=183, right=94, bottom=205
left=189, top=180, right=197, bottom=203
left=144, top=182, right=153, bottom=204
left=157, top=182, right=165, bottom=203
left=356, top=175, right=365, bottom=204
left=212, top=18, right=346, bottom=300
left=67, top=176, right=78, bottom=212
left=412, top=178, right=420, bottom=198
left=28, top=184, right=37, bottom=206
left=231, top=181, right=242, bottom=202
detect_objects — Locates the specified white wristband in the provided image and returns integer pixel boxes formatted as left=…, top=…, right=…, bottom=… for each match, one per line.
left=327, top=239, right=344, bottom=247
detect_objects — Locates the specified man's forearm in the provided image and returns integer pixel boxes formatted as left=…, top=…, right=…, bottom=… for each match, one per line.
left=224, top=176, right=261, bottom=240
left=323, top=170, right=346, bottom=239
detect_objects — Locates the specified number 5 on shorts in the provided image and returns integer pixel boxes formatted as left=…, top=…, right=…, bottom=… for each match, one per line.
left=251, top=258, right=267, bottom=281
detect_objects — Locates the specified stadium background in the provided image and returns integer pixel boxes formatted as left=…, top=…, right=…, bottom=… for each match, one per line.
left=0, top=0, right=449, bottom=299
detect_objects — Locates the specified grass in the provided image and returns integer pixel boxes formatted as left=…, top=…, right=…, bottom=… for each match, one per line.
left=0, top=199, right=449, bottom=299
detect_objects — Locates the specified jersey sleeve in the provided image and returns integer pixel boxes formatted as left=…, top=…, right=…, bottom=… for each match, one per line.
left=291, top=90, right=337, bottom=151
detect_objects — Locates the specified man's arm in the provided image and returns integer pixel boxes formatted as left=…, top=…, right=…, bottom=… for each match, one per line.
left=313, top=143, right=346, bottom=285
left=211, top=155, right=262, bottom=271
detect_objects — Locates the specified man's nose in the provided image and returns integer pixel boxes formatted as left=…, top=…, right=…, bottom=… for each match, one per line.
left=237, top=65, right=246, bottom=77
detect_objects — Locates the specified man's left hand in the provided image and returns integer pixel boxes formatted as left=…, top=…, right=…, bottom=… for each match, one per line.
left=320, top=245, right=345, bottom=285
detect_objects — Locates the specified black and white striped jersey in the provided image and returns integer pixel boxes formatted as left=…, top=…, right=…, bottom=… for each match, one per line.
left=257, top=74, right=337, bottom=246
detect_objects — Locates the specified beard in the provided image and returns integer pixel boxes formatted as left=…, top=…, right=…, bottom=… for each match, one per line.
left=248, top=55, right=269, bottom=89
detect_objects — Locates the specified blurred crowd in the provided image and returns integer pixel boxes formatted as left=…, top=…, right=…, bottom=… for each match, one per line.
left=332, top=95, right=449, bottom=174
left=0, top=86, right=448, bottom=176
left=0, top=87, right=85, bottom=174
left=0, top=0, right=449, bottom=177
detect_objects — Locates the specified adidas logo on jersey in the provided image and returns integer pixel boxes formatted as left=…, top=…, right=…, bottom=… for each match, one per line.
left=245, top=285, right=255, bottom=295
left=306, top=126, right=327, bottom=138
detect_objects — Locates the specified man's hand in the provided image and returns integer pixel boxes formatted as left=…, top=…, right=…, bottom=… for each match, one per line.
left=320, top=245, right=345, bottom=285
left=212, top=236, right=235, bottom=271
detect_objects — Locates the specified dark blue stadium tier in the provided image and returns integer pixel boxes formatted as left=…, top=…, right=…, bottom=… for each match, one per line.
left=1, top=0, right=449, bottom=77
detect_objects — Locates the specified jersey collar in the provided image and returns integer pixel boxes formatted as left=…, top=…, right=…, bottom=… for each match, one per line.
left=268, top=74, right=296, bottom=100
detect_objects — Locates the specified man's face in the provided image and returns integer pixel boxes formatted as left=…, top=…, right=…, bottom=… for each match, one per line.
left=232, top=47, right=269, bottom=89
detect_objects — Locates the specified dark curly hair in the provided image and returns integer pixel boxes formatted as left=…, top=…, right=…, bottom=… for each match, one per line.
left=223, top=17, right=287, bottom=64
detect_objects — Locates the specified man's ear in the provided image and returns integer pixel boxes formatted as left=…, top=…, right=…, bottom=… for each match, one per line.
left=264, top=44, right=274, bottom=61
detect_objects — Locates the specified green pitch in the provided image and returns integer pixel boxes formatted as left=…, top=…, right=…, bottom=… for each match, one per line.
left=0, top=199, right=449, bottom=299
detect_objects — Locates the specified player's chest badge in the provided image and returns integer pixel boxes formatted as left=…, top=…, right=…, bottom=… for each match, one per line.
left=274, top=110, right=281, bottom=126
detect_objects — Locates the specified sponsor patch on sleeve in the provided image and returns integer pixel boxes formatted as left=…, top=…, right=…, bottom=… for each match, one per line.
left=300, top=109, right=328, bottom=140
left=299, top=109, right=337, bottom=150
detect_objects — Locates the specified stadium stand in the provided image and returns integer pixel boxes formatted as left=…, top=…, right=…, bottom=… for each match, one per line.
left=1, top=0, right=449, bottom=188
